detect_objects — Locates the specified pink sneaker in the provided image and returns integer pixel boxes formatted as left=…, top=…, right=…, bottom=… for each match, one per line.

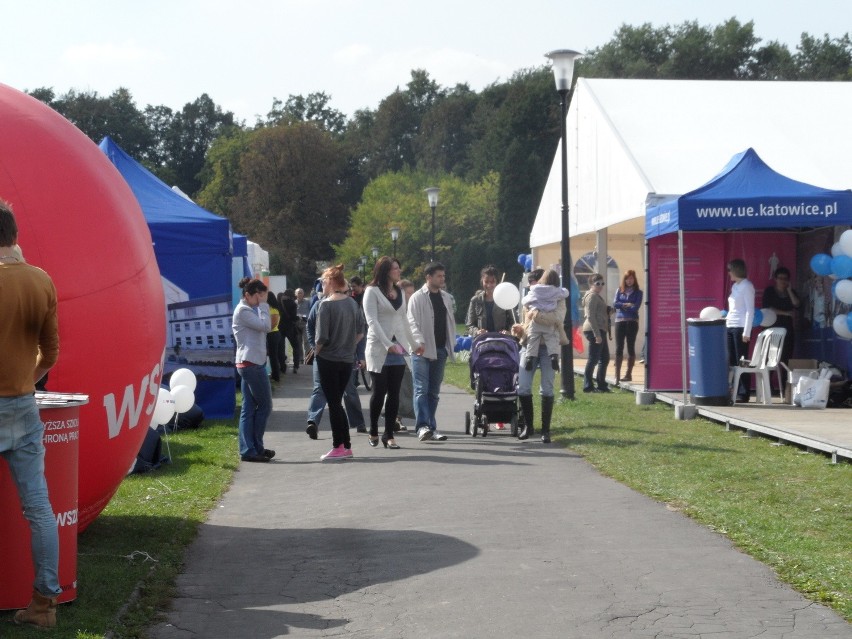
left=342, top=447, right=353, bottom=458
left=321, top=445, right=349, bottom=461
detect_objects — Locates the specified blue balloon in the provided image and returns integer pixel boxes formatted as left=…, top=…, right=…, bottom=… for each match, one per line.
left=517, top=253, right=527, bottom=266
left=832, top=255, right=852, bottom=279
left=720, top=310, right=728, bottom=318
left=846, top=314, right=852, bottom=335
left=810, top=253, right=833, bottom=276
left=462, top=336, right=472, bottom=350
left=753, top=309, right=763, bottom=326
left=454, top=336, right=462, bottom=352
left=524, top=255, right=533, bottom=271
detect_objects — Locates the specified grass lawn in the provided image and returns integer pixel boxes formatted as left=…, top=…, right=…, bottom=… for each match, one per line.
left=444, top=360, right=851, bottom=621
left=0, top=418, right=239, bottom=639
left=3, top=363, right=848, bottom=636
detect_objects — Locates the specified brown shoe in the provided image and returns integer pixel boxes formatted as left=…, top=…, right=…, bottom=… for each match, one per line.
left=14, top=589, right=58, bottom=628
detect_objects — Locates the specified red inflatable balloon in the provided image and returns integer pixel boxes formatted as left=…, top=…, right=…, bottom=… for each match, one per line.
left=0, top=84, right=166, bottom=531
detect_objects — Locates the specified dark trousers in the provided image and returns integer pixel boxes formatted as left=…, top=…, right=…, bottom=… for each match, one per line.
left=727, top=326, right=749, bottom=400
left=317, top=357, right=353, bottom=448
left=283, top=325, right=302, bottom=368
left=614, top=320, right=639, bottom=359
left=267, top=331, right=284, bottom=381
left=369, top=364, right=406, bottom=438
left=584, top=329, right=610, bottom=390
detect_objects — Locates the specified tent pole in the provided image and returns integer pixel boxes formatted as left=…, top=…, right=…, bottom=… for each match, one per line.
left=676, top=231, right=696, bottom=419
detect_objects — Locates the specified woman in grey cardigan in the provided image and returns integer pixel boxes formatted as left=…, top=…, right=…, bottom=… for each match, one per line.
left=582, top=274, right=611, bottom=393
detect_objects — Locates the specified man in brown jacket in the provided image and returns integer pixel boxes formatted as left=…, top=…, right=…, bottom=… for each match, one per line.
left=0, top=200, right=61, bottom=628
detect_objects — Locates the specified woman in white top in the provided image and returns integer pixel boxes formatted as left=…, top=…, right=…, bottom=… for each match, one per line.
left=726, top=258, right=755, bottom=402
left=363, top=256, right=417, bottom=449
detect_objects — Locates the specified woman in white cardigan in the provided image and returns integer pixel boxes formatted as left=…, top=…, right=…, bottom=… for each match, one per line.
left=364, top=256, right=417, bottom=449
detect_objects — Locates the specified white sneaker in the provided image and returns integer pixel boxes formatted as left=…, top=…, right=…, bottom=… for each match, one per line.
left=433, top=430, right=447, bottom=441
left=417, top=427, right=433, bottom=441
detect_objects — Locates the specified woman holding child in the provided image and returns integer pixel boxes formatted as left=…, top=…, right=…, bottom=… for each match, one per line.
left=512, top=268, right=567, bottom=443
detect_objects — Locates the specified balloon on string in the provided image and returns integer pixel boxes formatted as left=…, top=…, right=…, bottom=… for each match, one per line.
left=462, top=336, right=472, bottom=351
left=720, top=310, right=728, bottom=318
left=524, top=255, right=533, bottom=271
left=810, top=253, right=833, bottom=276
left=170, top=385, right=195, bottom=414
left=835, top=280, right=852, bottom=305
left=840, top=229, right=852, bottom=257
left=493, top=282, right=521, bottom=310
left=152, top=388, right=177, bottom=425
left=517, top=253, right=527, bottom=267
left=835, top=314, right=852, bottom=339
left=759, top=308, right=777, bottom=327
left=832, top=255, right=852, bottom=279
left=454, top=336, right=463, bottom=352
left=170, top=368, right=197, bottom=393
left=752, top=309, right=764, bottom=326
left=832, top=242, right=844, bottom=257
left=699, top=306, right=722, bottom=320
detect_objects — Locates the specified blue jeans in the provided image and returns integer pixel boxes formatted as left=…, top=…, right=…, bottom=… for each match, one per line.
left=306, top=361, right=365, bottom=429
left=412, top=347, right=448, bottom=430
left=237, top=364, right=272, bottom=457
left=518, top=343, right=556, bottom=397
left=583, top=329, right=610, bottom=391
left=0, top=395, right=61, bottom=597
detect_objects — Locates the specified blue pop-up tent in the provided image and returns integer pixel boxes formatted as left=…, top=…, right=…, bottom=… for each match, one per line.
left=647, top=148, right=852, bottom=238
left=644, top=148, right=852, bottom=397
left=100, top=137, right=236, bottom=419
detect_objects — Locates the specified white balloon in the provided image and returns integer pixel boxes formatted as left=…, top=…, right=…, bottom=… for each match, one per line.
left=153, top=387, right=176, bottom=425
left=831, top=242, right=844, bottom=257
left=493, top=282, right=521, bottom=310
left=170, top=384, right=195, bottom=414
left=841, top=229, right=852, bottom=257
left=699, top=306, right=722, bottom=320
left=832, top=314, right=852, bottom=339
left=836, top=280, right=852, bottom=305
left=170, top=367, right=197, bottom=393
left=759, top=308, right=777, bottom=327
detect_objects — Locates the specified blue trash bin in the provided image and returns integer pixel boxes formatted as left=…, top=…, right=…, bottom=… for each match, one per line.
left=687, top=318, right=729, bottom=406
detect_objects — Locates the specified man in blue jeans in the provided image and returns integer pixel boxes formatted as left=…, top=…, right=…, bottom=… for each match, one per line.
left=407, top=262, right=455, bottom=442
left=0, top=201, right=62, bottom=629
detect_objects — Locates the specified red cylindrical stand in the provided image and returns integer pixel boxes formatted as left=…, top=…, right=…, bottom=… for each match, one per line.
left=0, top=394, right=87, bottom=609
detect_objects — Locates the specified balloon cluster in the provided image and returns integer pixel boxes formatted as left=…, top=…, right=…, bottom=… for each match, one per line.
left=699, top=306, right=776, bottom=327
left=516, top=253, right=533, bottom=272
left=152, top=368, right=198, bottom=426
left=454, top=335, right=473, bottom=352
left=811, top=230, right=852, bottom=339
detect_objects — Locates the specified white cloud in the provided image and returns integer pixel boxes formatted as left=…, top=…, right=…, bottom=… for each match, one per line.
left=62, top=41, right=167, bottom=67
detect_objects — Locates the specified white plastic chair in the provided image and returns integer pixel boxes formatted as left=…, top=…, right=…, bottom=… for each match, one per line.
left=729, top=327, right=787, bottom=404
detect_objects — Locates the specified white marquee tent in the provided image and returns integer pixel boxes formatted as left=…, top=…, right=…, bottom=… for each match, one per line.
left=531, top=78, right=852, bottom=252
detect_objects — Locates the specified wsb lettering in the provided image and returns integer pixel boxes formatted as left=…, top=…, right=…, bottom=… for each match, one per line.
left=102, top=361, right=163, bottom=439
left=55, top=509, right=78, bottom=527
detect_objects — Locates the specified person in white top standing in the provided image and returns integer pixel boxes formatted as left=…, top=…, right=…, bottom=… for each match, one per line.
left=726, top=258, right=755, bottom=403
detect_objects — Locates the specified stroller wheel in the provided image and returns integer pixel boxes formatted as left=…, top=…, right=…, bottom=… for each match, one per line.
left=480, top=415, right=489, bottom=438
left=465, top=411, right=471, bottom=435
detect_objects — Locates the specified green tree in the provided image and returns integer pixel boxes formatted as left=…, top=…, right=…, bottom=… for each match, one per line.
left=260, top=92, right=347, bottom=135
left=204, top=123, right=349, bottom=284
left=795, top=33, right=852, bottom=80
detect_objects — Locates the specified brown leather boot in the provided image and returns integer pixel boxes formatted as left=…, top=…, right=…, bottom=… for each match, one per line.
left=614, top=356, right=623, bottom=382
left=622, top=356, right=635, bottom=382
left=14, top=589, right=58, bottom=628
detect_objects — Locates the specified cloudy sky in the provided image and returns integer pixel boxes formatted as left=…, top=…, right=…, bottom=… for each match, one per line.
left=2, top=0, right=849, bottom=122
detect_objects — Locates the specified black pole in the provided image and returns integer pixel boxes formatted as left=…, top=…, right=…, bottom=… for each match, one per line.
left=559, top=89, right=575, bottom=400
left=393, top=238, right=397, bottom=259
left=430, top=205, right=436, bottom=262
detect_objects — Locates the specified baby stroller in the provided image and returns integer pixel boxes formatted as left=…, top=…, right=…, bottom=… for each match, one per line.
left=465, top=332, right=522, bottom=437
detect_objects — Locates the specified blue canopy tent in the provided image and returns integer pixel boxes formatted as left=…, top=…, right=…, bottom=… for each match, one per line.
left=644, top=148, right=852, bottom=404
left=100, top=137, right=236, bottom=419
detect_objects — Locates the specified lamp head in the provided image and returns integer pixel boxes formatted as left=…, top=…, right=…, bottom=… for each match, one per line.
left=390, top=226, right=400, bottom=241
left=545, top=49, right=582, bottom=92
left=424, top=187, right=439, bottom=208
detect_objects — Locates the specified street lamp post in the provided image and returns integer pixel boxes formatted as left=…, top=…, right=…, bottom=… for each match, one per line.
left=546, top=48, right=582, bottom=400
left=371, top=246, right=379, bottom=267
left=390, top=226, right=400, bottom=259
left=359, top=255, right=367, bottom=277
left=425, top=187, right=439, bottom=262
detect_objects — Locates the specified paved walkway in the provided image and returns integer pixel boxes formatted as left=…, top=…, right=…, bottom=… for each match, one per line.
left=148, top=370, right=851, bottom=639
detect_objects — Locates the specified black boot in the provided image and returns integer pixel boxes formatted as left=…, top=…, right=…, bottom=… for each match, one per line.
left=614, top=356, right=623, bottom=383
left=518, top=395, right=534, bottom=440
left=622, top=356, right=635, bottom=382
left=540, top=396, right=554, bottom=443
